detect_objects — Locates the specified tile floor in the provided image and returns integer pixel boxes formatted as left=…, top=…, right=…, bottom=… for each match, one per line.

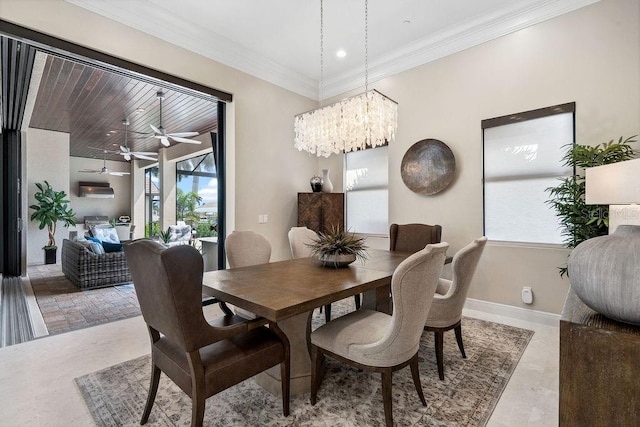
left=0, top=298, right=559, bottom=426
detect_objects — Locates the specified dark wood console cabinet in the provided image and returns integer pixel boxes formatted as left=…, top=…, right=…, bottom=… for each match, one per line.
left=297, top=192, right=344, bottom=233
left=559, top=288, right=640, bottom=426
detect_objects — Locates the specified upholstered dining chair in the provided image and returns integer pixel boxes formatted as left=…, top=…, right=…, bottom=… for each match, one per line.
left=225, top=230, right=272, bottom=319
left=225, top=230, right=272, bottom=268
left=389, top=223, right=442, bottom=252
left=123, top=239, right=290, bottom=427
left=310, top=242, right=449, bottom=427
left=424, top=236, right=488, bottom=380
left=287, top=226, right=360, bottom=323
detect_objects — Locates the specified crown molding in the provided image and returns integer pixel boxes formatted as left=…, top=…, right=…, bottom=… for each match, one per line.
left=67, top=0, right=599, bottom=101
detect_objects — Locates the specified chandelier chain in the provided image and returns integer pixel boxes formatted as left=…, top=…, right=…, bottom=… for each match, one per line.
left=364, top=0, right=368, bottom=93
left=319, top=0, right=324, bottom=105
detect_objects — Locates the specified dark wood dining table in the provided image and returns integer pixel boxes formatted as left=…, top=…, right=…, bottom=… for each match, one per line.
left=201, top=249, right=414, bottom=395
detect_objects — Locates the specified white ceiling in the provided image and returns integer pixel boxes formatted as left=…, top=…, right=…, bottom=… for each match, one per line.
left=66, top=0, right=598, bottom=100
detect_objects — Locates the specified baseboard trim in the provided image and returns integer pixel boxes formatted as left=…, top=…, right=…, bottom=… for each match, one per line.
left=464, top=298, right=560, bottom=327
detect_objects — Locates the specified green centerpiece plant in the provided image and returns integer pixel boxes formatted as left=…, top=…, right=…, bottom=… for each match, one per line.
left=546, top=135, right=636, bottom=276
left=29, top=180, right=76, bottom=263
left=307, top=227, right=368, bottom=268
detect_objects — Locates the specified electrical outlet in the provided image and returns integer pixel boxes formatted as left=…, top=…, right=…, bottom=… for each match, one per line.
left=258, top=214, right=268, bottom=224
left=522, top=287, right=533, bottom=304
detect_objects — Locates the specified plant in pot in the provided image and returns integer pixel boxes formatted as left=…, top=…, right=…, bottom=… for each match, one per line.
left=545, top=135, right=636, bottom=276
left=29, top=180, right=76, bottom=264
left=307, top=227, right=368, bottom=268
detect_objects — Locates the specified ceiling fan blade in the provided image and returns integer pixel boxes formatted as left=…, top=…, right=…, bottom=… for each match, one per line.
left=168, top=131, right=199, bottom=138
left=78, top=169, right=100, bottom=173
left=119, top=146, right=130, bottom=153
left=124, top=153, right=132, bottom=161
left=133, top=154, right=158, bottom=161
left=160, top=137, right=170, bottom=147
left=130, top=151, right=157, bottom=156
left=150, top=124, right=162, bottom=135
left=109, top=171, right=130, bottom=176
left=170, top=136, right=201, bottom=144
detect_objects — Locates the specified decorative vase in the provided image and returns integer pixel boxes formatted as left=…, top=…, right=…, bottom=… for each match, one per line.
left=318, top=253, right=356, bottom=268
left=310, top=175, right=323, bottom=192
left=321, top=169, right=333, bottom=193
left=568, top=225, right=640, bottom=325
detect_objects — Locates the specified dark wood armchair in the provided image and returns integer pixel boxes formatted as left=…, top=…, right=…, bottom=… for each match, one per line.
left=389, top=223, right=442, bottom=252
left=124, top=239, right=290, bottom=427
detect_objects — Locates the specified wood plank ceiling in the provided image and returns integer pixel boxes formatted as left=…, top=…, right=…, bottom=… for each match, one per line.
left=28, top=55, right=218, bottom=162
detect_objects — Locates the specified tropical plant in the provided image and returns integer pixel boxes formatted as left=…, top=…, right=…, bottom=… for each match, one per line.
left=546, top=135, right=636, bottom=276
left=158, top=229, right=171, bottom=244
left=29, top=181, right=76, bottom=249
left=176, top=188, right=202, bottom=226
left=307, top=227, right=368, bottom=262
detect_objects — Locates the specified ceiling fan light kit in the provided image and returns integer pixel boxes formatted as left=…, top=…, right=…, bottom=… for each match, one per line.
left=151, top=90, right=200, bottom=146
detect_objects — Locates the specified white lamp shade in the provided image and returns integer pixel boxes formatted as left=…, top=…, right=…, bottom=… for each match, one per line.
left=585, top=158, right=640, bottom=205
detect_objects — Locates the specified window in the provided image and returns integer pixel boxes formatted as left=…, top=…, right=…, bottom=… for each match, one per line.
left=345, top=145, right=389, bottom=234
left=176, top=153, right=218, bottom=238
left=483, top=103, right=575, bottom=244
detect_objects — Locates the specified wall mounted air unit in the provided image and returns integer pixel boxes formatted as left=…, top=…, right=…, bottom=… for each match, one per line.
left=78, top=181, right=114, bottom=198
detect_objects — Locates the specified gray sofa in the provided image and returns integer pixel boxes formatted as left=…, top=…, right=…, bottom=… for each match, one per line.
left=61, top=239, right=132, bottom=289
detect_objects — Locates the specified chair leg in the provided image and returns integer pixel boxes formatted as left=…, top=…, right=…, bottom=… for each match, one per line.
left=454, top=323, right=466, bottom=359
left=310, top=346, right=324, bottom=405
left=280, top=358, right=290, bottom=416
left=381, top=369, right=394, bottom=427
left=434, top=330, right=445, bottom=380
left=409, top=355, right=427, bottom=406
left=354, top=293, right=361, bottom=310
left=191, top=395, right=205, bottom=427
left=324, top=304, right=332, bottom=323
left=140, top=364, right=161, bottom=425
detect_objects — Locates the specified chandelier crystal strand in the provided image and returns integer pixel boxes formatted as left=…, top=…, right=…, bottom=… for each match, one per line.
left=293, top=0, right=397, bottom=158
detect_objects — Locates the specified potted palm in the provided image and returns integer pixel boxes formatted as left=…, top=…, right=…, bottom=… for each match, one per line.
left=29, top=181, right=76, bottom=264
left=307, top=227, right=368, bottom=268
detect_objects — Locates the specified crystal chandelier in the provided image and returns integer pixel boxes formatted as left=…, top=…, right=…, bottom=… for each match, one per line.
left=294, top=0, right=398, bottom=158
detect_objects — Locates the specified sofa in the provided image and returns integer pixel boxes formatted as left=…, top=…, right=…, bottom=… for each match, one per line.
left=61, top=238, right=132, bottom=289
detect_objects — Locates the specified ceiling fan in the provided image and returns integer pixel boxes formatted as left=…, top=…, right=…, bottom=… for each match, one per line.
left=150, top=90, right=200, bottom=147
left=118, top=119, right=158, bottom=161
left=78, top=151, right=130, bottom=176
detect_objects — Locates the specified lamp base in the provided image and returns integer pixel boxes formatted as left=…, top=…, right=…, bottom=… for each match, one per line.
left=568, top=225, right=640, bottom=325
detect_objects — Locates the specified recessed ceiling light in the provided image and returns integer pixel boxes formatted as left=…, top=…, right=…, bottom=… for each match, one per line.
left=135, top=107, right=145, bottom=114
left=403, top=20, right=411, bottom=25
left=336, top=49, right=347, bottom=58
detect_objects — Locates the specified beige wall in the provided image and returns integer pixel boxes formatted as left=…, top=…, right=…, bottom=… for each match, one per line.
left=329, top=0, right=639, bottom=313
left=5, top=0, right=638, bottom=313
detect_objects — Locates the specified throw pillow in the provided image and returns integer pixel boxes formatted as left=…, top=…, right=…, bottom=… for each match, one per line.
left=85, top=236, right=101, bottom=244
left=168, top=225, right=191, bottom=243
left=89, top=242, right=105, bottom=255
left=91, top=225, right=120, bottom=243
left=102, top=241, right=123, bottom=253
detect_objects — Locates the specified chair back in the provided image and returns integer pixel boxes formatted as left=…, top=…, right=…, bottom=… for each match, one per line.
left=288, top=227, right=317, bottom=259
left=389, top=223, right=442, bottom=253
left=360, top=242, right=449, bottom=365
left=225, top=230, right=271, bottom=268
left=124, top=239, right=211, bottom=351
left=445, top=236, right=488, bottom=309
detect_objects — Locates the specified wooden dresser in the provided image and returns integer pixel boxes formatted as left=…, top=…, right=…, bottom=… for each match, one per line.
left=297, top=192, right=344, bottom=233
left=559, top=288, right=640, bottom=425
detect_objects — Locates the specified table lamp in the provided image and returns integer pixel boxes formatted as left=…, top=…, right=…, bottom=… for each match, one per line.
left=568, top=158, right=640, bottom=325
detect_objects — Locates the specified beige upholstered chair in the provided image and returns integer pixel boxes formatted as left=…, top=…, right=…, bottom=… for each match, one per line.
left=287, top=226, right=317, bottom=258
left=424, top=236, right=488, bottom=380
left=287, top=226, right=359, bottom=322
left=225, top=230, right=272, bottom=319
left=389, top=223, right=442, bottom=252
left=310, top=242, right=449, bottom=427
left=225, top=230, right=271, bottom=268
left=123, top=239, right=290, bottom=427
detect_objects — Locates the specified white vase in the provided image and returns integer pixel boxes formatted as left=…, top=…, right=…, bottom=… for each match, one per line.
left=568, top=225, right=640, bottom=325
left=321, top=169, right=333, bottom=193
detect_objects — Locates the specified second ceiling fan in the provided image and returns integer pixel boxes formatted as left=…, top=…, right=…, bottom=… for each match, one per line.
left=150, top=90, right=201, bottom=147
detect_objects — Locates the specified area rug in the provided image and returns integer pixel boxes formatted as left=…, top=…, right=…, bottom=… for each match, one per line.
left=76, top=300, right=533, bottom=426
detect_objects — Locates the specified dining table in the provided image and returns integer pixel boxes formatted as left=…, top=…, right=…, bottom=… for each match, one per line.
left=201, top=249, right=451, bottom=395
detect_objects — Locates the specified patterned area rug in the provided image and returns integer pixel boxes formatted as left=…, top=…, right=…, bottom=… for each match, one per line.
left=76, top=300, right=533, bottom=427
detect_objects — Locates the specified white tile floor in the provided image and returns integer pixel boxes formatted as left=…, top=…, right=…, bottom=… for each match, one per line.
left=0, top=304, right=559, bottom=426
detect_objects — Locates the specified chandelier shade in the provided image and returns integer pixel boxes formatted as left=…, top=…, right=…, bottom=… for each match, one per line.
left=294, top=89, right=398, bottom=157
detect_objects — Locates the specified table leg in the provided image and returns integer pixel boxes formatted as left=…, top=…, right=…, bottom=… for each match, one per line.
left=255, top=311, right=313, bottom=396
